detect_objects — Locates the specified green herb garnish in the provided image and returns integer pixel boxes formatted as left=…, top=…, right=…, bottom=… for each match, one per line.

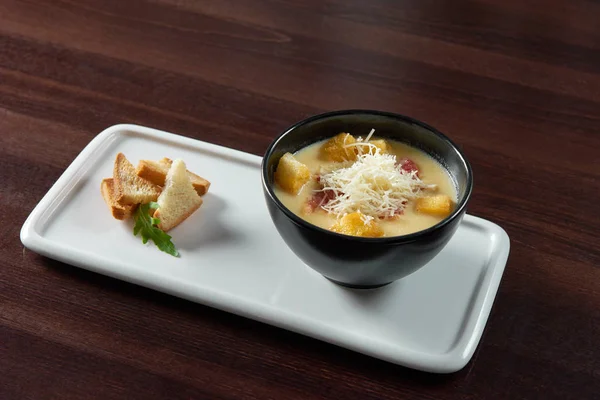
left=133, top=202, right=179, bottom=257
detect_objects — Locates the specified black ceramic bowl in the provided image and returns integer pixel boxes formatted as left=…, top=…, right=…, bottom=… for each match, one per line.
left=261, top=110, right=473, bottom=288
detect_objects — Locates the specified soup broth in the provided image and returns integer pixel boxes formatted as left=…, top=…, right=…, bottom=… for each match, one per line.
left=274, top=137, right=457, bottom=237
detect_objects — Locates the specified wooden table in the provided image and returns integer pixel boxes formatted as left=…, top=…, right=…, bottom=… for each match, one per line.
left=2, top=1, right=599, bottom=399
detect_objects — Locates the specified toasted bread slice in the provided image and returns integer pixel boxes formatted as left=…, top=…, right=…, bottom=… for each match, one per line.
left=153, top=159, right=203, bottom=231
left=100, top=178, right=136, bottom=220
left=113, top=153, right=161, bottom=205
left=136, top=158, right=210, bottom=196
left=134, top=159, right=166, bottom=189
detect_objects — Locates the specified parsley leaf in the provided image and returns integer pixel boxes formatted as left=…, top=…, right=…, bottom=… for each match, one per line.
left=133, top=202, right=179, bottom=257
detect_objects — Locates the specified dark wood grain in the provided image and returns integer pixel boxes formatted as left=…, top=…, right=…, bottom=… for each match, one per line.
left=1, top=0, right=599, bottom=398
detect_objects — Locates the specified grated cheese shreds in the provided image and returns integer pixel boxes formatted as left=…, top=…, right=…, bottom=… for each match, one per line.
left=364, top=128, right=375, bottom=142
left=343, top=129, right=380, bottom=157
left=318, top=149, right=433, bottom=219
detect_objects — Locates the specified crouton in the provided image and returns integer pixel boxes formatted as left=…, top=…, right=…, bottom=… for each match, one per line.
left=330, top=212, right=384, bottom=238
left=355, top=138, right=389, bottom=155
left=415, top=195, right=454, bottom=217
left=274, top=152, right=311, bottom=195
left=319, top=133, right=357, bottom=162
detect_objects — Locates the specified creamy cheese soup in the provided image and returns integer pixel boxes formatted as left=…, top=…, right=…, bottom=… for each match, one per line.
left=274, top=135, right=457, bottom=237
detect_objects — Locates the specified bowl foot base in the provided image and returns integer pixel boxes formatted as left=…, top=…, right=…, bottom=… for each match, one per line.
left=325, top=277, right=392, bottom=289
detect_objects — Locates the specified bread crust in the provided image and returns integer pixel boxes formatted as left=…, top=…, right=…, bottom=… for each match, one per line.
left=136, top=158, right=210, bottom=196
left=136, top=160, right=168, bottom=187
left=100, top=178, right=136, bottom=220
left=113, top=153, right=161, bottom=205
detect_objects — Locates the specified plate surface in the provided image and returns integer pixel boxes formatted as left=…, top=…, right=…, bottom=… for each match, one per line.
left=20, top=124, right=510, bottom=373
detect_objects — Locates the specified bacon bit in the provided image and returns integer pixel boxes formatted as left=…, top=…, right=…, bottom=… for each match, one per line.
left=397, top=158, right=419, bottom=176
left=304, top=189, right=338, bottom=213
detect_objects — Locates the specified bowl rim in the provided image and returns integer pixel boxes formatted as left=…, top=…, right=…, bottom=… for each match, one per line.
left=261, top=109, right=474, bottom=244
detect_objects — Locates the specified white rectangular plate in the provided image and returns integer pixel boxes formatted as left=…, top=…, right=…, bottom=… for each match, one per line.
left=20, top=124, right=510, bottom=373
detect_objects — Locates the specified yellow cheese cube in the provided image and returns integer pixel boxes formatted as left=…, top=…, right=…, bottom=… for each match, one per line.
left=319, top=133, right=357, bottom=162
left=415, top=195, right=454, bottom=217
left=330, top=212, right=384, bottom=238
left=274, top=152, right=311, bottom=195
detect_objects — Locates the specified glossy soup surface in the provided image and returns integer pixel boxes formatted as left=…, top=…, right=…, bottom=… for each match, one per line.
left=274, top=138, right=457, bottom=237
